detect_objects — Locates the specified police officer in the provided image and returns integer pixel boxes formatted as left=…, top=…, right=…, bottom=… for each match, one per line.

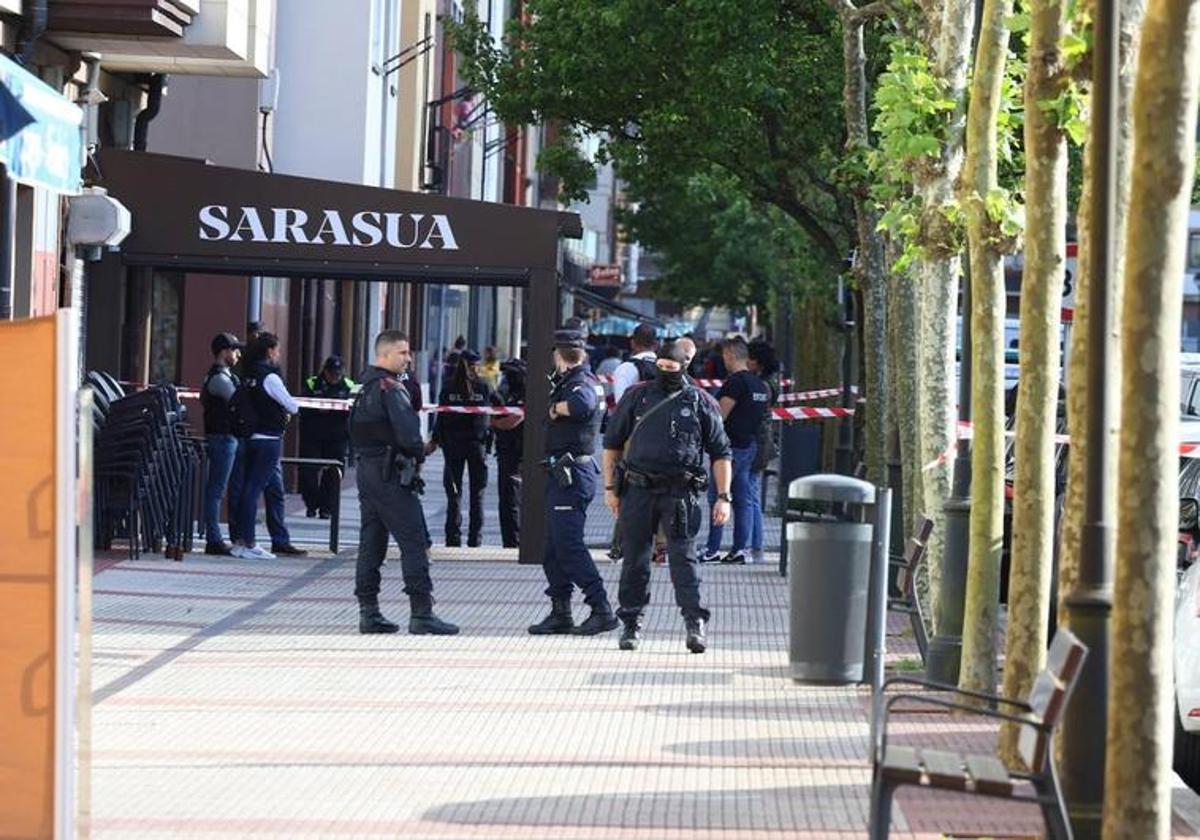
left=299, top=355, right=356, bottom=519
left=428, top=349, right=492, bottom=547
left=490, top=358, right=526, bottom=548
left=350, top=330, right=459, bottom=636
left=602, top=341, right=733, bottom=653
left=527, top=328, right=618, bottom=636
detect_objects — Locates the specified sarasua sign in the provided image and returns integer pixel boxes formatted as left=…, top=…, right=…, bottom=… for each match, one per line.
left=94, top=150, right=580, bottom=279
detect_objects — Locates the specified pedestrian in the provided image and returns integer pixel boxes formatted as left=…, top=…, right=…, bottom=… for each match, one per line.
left=611, top=323, right=660, bottom=403
left=299, top=355, right=355, bottom=519
left=491, top=357, right=526, bottom=548
left=595, top=345, right=622, bottom=379
left=602, top=341, right=732, bottom=653
left=747, top=340, right=781, bottom=564
left=700, top=335, right=770, bottom=564
left=200, top=331, right=244, bottom=555
left=477, top=345, right=501, bottom=389
left=428, top=349, right=492, bottom=547
left=231, top=332, right=301, bottom=561
left=351, top=330, right=459, bottom=635
left=527, top=328, right=618, bottom=636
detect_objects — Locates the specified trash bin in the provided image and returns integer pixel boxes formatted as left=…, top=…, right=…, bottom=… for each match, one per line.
left=786, top=474, right=877, bottom=684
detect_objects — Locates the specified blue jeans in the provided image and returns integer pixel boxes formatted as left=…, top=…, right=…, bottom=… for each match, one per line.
left=228, top=440, right=291, bottom=546
left=236, top=437, right=283, bottom=548
left=706, top=442, right=763, bottom=554
left=203, top=434, right=239, bottom=545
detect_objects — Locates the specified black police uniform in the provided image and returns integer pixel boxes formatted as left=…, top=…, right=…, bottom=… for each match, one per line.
left=603, top=376, right=731, bottom=633
left=299, top=367, right=355, bottom=517
left=350, top=364, right=457, bottom=635
left=433, top=378, right=492, bottom=546
left=531, top=332, right=615, bottom=633
left=491, top=362, right=526, bottom=548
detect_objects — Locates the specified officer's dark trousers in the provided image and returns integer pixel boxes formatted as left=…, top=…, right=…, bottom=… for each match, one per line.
left=442, top=441, right=487, bottom=545
left=542, top=460, right=609, bottom=607
left=354, top=455, right=434, bottom=604
left=496, top=448, right=522, bottom=547
left=617, top=485, right=711, bottom=621
left=299, top=432, right=348, bottom=514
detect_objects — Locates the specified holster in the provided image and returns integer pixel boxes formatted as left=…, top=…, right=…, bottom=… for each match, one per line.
left=613, top=461, right=629, bottom=498
left=550, top=452, right=576, bottom=489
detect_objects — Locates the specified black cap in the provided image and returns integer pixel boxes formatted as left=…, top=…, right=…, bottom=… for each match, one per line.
left=564, top=316, right=590, bottom=338
left=323, top=355, right=343, bottom=371
left=631, top=323, right=660, bottom=349
left=553, top=328, right=586, bottom=349
left=211, top=332, right=243, bottom=355
left=501, top=358, right=527, bottom=372
left=461, top=349, right=481, bottom=364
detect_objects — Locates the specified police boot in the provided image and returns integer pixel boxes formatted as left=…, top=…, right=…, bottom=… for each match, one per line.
left=358, top=598, right=400, bottom=635
left=527, top=598, right=574, bottom=635
left=408, top=596, right=460, bottom=636
left=618, top=616, right=642, bottom=651
left=685, top=617, right=708, bottom=654
left=573, top=602, right=619, bottom=636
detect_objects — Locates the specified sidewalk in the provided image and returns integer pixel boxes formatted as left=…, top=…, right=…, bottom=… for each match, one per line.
left=88, top=546, right=1200, bottom=839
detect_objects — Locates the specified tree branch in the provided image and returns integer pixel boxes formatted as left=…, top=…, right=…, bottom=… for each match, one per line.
left=848, top=0, right=895, bottom=23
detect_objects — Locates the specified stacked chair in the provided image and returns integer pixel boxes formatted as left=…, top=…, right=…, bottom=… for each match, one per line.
left=88, top=372, right=205, bottom=560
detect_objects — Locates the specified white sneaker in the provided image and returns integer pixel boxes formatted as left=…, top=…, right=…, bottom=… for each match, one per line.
left=236, top=544, right=276, bottom=560
left=698, top=548, right=722, bottom=564
left=749, top=550, right=765, bottom=565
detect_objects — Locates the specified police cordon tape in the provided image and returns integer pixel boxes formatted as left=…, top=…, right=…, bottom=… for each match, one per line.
left=172, top=388, right=854, bottom=420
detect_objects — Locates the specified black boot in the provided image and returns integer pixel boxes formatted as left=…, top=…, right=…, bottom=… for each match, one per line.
left=528, top=598, right=574, bottom=635
left=573, top=602, right=619, bottom=636
left=409, top=596, right=460, bottom=635
left=358, top=598, right=400, bottom=634
left=685, top=617, right=708, bottom=654
left=618, top=616, right=642, bottom=651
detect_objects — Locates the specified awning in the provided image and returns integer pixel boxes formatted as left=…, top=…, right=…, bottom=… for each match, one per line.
left=0, top=53, right=82, bottom=194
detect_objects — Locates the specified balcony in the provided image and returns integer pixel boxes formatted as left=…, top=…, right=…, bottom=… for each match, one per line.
left=47, top=0, right=271, bottom=78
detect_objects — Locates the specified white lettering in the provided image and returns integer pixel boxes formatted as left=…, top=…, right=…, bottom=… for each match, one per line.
left=198, top=205, right=230, bottom=240
left=385, top=212, right=423, bottom=248
left=421, top=214, right=460, bottom=250
left=229, top=207, right=269, bottom=242
left=351, top=211, right=383, bottom=247
left=272, top=208, right=310, bottom=244
left=311, top=210, right=351, bottom=246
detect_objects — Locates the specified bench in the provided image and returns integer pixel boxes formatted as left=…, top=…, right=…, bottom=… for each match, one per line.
left=868, top=628, right=1088, bottom=840
left=887, top=515, right=933, bottom=661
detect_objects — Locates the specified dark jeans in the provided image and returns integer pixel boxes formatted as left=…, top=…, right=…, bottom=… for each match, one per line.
left=496, top=448, right=522, bottom=548
left=617, top=485, right=710, bottom=621
left=235, top=437, right=282, bottom=548
left=541, top=459, right=608, bottom=607
left=229, top=439, right=291, bottom=546
left=705, top=442, right=762, bottom=554
left=443, top=441, right=487, bottom=545
left=203, top=434, right=239, bottom=545
left=299, top=432, right=347, bottom=514
left=354, top=455, right=434, bottom=603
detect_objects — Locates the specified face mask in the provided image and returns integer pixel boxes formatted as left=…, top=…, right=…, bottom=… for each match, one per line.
left=658, top=367, right=684, bottom=392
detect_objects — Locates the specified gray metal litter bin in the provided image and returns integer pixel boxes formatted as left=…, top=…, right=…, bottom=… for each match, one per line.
left=786, top=475, right=877, bottom=684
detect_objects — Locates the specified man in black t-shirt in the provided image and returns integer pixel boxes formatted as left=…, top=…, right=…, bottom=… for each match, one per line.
left=700, top=336, right=770, bottom=564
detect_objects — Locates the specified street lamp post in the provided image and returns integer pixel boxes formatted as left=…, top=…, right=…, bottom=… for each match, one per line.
left=1059, top=0, right=1119, bottom=829
left=835, top=275, right=857, bottom=475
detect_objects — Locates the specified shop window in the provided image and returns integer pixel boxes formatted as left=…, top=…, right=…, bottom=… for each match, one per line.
left=149, top=271, right=184, bottom=384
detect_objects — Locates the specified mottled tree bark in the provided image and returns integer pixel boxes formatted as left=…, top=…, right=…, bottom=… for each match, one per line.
left=958, top=0, right=1012, bottom=696
left=998, top=0, right=1070, bottom=765
left=1102, top=0, right=1200, bottom=833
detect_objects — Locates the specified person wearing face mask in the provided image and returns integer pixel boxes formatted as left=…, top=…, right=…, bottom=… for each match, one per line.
left=601, top=341, right=733, bottom=654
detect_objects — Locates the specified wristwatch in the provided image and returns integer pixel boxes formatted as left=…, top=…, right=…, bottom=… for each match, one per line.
left=716, top=492, right=732, bottom=503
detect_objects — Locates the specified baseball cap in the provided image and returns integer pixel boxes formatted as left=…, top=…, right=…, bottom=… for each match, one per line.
left=323, top=355, right=344, bottom=371
left=553, top=328, right=586, bottom=349
left=211, top=332, right=243, bottom=355
left=461, top=349, right=481, bottom=364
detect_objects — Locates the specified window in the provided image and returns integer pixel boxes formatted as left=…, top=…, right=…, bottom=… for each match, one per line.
left=1189, top=232, right=1200, bottom=270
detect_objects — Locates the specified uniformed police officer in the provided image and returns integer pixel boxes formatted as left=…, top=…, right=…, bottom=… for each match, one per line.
left=527, top=328, right=618, bottom=636
left=350, top=330, right=459, bottom=636
left=428, top=349, right=492, bottom=547
left=602, top=341, right=733, bottom=653
left=299, top=355, right=356, bottom=519
left=490, top=358, right=526, bottom=548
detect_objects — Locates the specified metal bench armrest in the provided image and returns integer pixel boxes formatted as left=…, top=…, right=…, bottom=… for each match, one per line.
left=883, top=693, right=1048, bottom=731
left=880, top=676, right=1033, bottom=712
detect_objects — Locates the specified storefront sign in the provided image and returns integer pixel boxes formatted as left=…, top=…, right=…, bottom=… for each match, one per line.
left=588, top=264, right=622, bottom=287
left=196, top=206, right=460, bottom=250
left=0, top=53, right=81, bottom=194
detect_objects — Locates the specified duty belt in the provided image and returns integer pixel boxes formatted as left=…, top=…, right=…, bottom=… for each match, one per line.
left=626, top=466, right=706, bottom=493
left=540, top=453, right=595, bottom=467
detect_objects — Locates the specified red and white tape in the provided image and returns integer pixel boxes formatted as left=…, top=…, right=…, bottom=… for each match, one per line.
left=777, top=387, right=857, bottom=403
left=771, top=406, right=854, bottom=421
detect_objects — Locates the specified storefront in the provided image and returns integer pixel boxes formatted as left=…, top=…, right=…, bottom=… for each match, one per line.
left=85, top=149, right=581, bottom=564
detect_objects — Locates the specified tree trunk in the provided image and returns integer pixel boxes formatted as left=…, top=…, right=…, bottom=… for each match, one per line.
left=1102, top=1, right=1200, bottom=833
left=912, top=0, right=975, bottom=625
left=1057, top=0, right=1147, bottom=635
left=958, top=0, right=1012, bottom=697
left=998, top=0, right=1070, bottom=764
left=891, top=262, right=922, bottom=539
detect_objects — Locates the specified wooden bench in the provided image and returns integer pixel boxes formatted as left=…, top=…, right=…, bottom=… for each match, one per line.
left=887, top=515, right=933, bottom=661
left=868, top=628, right=1088, bottom=840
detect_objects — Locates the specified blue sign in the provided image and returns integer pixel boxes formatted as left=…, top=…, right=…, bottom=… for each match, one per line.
left=0, top=53, right=81, bottom=194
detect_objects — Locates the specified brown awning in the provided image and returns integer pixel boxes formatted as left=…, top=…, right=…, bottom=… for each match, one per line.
left=91, top=149, right=581, bottom=284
